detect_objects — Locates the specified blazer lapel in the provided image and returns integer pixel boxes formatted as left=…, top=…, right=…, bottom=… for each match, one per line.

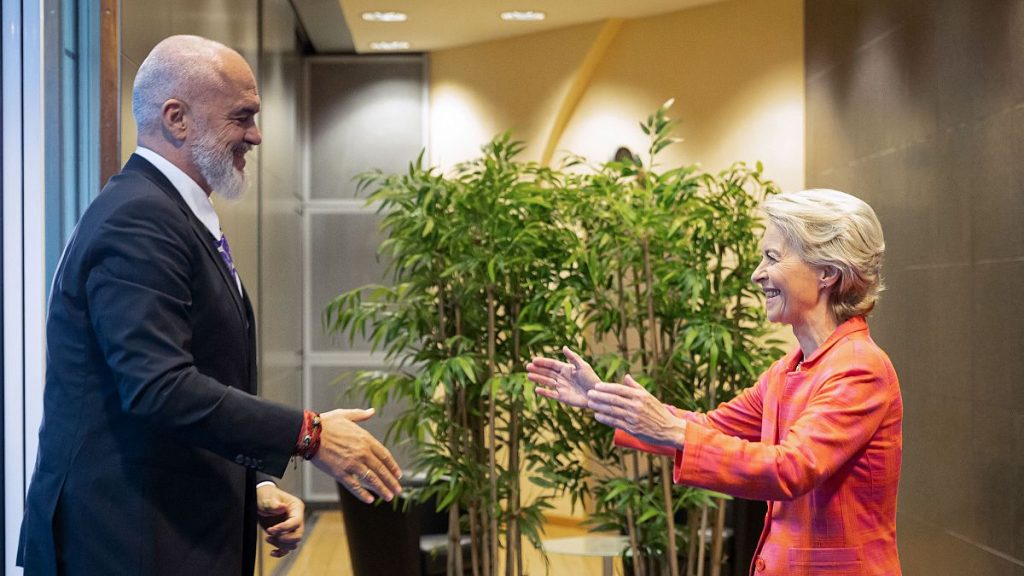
left=123, top=154, right=248, bottom=326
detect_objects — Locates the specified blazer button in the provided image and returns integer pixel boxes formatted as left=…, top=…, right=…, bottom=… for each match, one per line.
left=755, top=557, right=766, bottom=572
left=235, top=454, right=245, bottom=465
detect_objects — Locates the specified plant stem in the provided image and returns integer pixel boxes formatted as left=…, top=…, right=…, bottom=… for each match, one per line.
left=615, top=266, right=646, bottom=576
left=686, top=511, right=699, bottom=576
left=440, top=285, right=464, bottom=576
left=710, top=498, right=726, bottom=576
left=696, top=504, right=709, bottom=576
left=642, top=236, right=679, bottom=576
left=508, top=300, right=523, bottom=576
left=624, top=450, right=645, bottom=576
left=486, top=285, right=499, bottom=576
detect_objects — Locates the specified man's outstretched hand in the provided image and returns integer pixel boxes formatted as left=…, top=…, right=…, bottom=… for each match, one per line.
left=311, top=408, right=403, bottom=504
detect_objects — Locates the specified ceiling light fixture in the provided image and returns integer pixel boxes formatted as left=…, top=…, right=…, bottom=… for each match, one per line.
left=500, top=10, right=546, bottom=22
left=369, top=41, right=411, bottom=51
left=361, top=11, right=408, bottom=22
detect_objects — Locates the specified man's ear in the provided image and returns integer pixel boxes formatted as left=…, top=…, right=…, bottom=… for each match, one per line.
left=161, top=99, right=189, bottom=141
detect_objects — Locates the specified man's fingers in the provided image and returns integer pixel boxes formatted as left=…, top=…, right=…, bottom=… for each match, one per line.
left=342, top=475, right=375, bottom=504
left=368, top=439, right=400, bottom=474
left=258, top=499, right=286, bottom=515
left=358, top=468, right=396, bottom=502
left=267, top=527, right=303, bottom=544
left=264, top=513, right=302, bottom=535
left=365, top=463, right=401, bottom=499
left=334, top=408, right=375, bottom=422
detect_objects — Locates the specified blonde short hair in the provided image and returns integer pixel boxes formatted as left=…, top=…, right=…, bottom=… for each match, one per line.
left=762, top=189, right=885, bottom=322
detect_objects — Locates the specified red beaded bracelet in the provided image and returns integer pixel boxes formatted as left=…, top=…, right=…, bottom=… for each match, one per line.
left=295, top=410, right=322, bottom=460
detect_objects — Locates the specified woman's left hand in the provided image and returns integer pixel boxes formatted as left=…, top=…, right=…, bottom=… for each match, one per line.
left=587, top=374, right=687, bottom=448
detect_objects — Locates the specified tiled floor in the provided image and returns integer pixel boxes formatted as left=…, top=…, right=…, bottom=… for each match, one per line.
left=259, top=510, right=623, bottom=576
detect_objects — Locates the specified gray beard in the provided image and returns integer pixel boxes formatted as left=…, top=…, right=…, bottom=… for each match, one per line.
left=191, top=129, right=250, bottom=201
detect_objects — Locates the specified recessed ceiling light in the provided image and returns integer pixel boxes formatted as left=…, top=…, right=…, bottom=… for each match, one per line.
left=500, top=10, right=546, bottom=22
left=361, top=11, right=408, bottom=22
left=369, top=41, right=411, bottom=51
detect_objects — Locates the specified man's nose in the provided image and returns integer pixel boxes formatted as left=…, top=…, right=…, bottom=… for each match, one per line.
left=247, top=124, right=262, bottom=146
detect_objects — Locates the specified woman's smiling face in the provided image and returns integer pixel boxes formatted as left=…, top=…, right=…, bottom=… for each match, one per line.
left=751, top=223, right=825, bottom=328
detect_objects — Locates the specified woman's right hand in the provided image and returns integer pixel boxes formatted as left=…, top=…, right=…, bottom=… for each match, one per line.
left=526, top=346, right=601, bottom=409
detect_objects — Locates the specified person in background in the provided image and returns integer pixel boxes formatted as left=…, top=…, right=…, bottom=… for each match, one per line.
left=18, top=35, right=402, bottom=576
left=528, top=189, right=902, bottom=575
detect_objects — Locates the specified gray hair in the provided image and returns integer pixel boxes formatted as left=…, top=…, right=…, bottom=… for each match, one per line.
left=131, top=35, right=231, bottom=134
left=762, top=189, right=886, bottom=322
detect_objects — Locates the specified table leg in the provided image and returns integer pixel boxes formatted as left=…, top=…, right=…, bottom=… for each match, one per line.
left=603, top=556, right=613, bottom=576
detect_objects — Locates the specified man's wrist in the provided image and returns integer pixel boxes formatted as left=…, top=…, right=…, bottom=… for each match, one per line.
left=294, top=410, right=322, bottom=460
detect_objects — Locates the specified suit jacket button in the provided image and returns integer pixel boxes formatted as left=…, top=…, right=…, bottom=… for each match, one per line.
left=235, top=454, right=245, bottom=464
left=755, top=557, right=766, bottom=572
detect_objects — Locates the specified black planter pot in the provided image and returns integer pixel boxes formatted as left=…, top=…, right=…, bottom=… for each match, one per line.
left=336, top=477, right=472, bottom=576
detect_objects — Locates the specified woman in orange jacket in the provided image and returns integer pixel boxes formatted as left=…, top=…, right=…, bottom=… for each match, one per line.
left=528, top=189, right=902, bottom=576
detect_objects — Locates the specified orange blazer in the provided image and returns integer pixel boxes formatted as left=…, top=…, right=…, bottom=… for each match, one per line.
left=615, top=316, right=903, bottom=575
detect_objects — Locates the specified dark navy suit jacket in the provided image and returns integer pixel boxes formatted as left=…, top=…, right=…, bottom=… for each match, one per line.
left=17, top=155, right=304, bottom=575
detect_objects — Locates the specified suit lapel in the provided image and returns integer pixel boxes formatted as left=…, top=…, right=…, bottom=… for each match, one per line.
left=123, top=154, right=248, bottom=327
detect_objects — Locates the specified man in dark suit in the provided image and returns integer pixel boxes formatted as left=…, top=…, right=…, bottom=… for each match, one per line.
left=17, top=35, right=402, bottom=575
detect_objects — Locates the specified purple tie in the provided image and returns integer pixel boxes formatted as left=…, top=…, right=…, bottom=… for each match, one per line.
left=216, top=234, right=238, bottom=284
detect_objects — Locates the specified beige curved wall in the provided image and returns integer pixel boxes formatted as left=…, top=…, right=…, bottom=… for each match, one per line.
left=429, top=0, right=803, bottom=196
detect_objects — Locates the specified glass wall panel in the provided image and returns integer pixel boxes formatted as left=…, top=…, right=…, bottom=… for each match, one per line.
left=309, top=212, right=389, bottom=353
left=307, top=58, right=426, bottom=199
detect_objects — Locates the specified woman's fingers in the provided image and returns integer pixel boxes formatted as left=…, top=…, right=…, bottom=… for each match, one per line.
left=623, top=374, right=643, bottom=389
left=562, top=346, right=587, bottom=368
left=592, top=382, right=637, bottom=397
left=525, top=364, right=563, bottom=382
left=534, top=386, right=558, bottom=399
left=587, top=391, right=634, bottom=419
left=526, top=373, right=556, bottom=390
left=528, top=356, right=571, bottom=372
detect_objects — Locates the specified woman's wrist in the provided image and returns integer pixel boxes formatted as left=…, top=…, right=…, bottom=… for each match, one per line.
left=670, top=417, right=687, bottom=449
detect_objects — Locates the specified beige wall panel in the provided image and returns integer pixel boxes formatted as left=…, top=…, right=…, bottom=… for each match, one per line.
left=429, top=22, right=606, bottom=168
left=430, top=0, right=803, bottom=196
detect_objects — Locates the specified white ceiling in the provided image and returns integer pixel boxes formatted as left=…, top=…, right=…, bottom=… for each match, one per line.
left=297, top=0, right=725, bottom=54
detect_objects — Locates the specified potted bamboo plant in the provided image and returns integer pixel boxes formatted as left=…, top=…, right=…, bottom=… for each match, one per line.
left=324, top=103, right=783, bottom=576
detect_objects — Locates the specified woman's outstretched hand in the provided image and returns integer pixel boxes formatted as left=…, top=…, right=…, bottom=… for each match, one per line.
left=526, top=346, right=601, bottom=409
left=587, top=374, right=687, bottom=448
